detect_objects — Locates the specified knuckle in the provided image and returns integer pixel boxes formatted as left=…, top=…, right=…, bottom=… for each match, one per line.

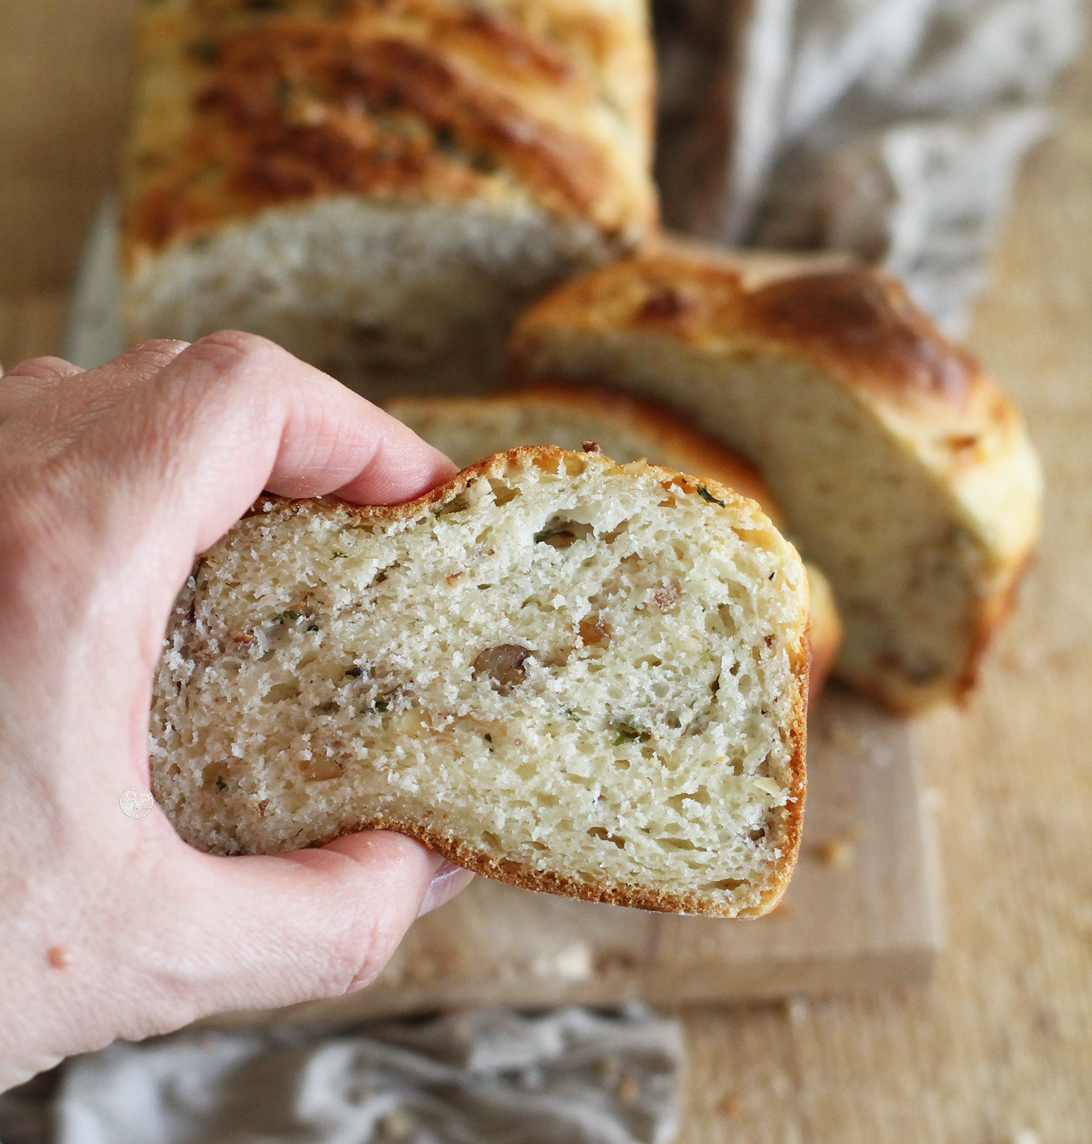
left=278, top=847, right=415, bottom=998
left=122, top=339, right=190, bottom=367
left=328, top=877, right=415, bottom=996
left=174, top=332, right=291, bottom=410
left=4, top=355, right=78, bottom=381
left=188, top=329, right=278, bottom=369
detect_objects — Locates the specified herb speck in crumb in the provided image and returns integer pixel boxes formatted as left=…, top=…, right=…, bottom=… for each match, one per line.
left=697, top=486, right=726, bottom=508
left=436, top=494, right=470, bottom=517
left=613, top=722, right=651, bottom=746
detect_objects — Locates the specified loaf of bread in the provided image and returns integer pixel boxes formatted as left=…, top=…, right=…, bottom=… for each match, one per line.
left=386, top=385, right=841, bottom=697
left=150, top=448, right=809, bottom=917
left=509, top=244, right=1042, bottom=711
left=121, top=0, right=657, bottom=397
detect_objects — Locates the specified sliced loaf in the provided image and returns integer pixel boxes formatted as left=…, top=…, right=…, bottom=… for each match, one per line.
left=121, top=0, right=657, bottom=396
left=150, top=448, right=809, bottom=917
left=509, top=244, right=1042, bottom=711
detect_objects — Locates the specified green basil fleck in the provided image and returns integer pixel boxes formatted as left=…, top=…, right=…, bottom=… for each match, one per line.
left=697, top=486, right=726, bottom=507
left=436, top=494, right=470, bottom=517
left=613, top=722, right=651, bottom=746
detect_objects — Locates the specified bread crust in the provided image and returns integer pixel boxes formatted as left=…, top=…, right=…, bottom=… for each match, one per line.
left=173, top=447, right=808, bottom=918
left=122, top=0, right=656, bottom=267
left=510, top=246, right=1042, bottom=712
left=512, top=243, right=978, bottom=406
left=389, top=382, right=776, bottom=513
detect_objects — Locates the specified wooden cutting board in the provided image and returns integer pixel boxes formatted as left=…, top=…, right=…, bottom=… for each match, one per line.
left=201, top=688, right=943, bottom=1028
left=64, top=212, right=943, bottom=1023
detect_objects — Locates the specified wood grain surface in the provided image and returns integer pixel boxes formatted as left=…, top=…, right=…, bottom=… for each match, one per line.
left=1, top=2, right=1090, bottom=1139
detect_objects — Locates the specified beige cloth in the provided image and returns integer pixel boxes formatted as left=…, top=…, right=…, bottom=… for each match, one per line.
left=36, top=1007, right=682, bottom=1144
left=656, top=0, right=1086, bottom=333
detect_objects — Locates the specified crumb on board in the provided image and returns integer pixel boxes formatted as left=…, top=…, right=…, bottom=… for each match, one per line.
left=815, top=836, right=857, bottom=868
left=716, top=1092, right=743, bottom=1117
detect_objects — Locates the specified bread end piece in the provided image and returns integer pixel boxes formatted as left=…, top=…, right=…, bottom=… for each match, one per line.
left=509, top=244, right=1041, bottom=712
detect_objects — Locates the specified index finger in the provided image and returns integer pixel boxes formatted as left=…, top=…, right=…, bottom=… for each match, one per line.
left=59, top=331, right=457, bottom=560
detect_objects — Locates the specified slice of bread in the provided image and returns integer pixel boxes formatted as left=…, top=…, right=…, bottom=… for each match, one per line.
left=509, top=244, right=1042, bottom=712
left=120, top=0, right=657, bottom=397
left=150, top=448, right=809, bottom=917
left=385, top=385, right=841, bottom=699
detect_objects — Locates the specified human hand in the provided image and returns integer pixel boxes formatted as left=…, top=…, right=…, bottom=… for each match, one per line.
left=0, top=333, right=471, bottom=1092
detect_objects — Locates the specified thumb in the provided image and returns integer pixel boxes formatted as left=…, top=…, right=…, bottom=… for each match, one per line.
left=118, top=830, right=468, bottom=1036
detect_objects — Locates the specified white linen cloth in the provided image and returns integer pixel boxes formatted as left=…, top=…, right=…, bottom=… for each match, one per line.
left=656, top=0, right=1087, bottom=334
left=12, top=1007, right=682, bottom=1144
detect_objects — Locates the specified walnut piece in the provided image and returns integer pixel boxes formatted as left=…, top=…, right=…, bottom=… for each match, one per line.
left=472, top=645, right=534, bottom=695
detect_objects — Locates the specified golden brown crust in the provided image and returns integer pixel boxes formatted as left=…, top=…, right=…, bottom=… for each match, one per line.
left=511, top=246, right=976, bottom=409
left=743, top=272, right=975, bottom=403
left=123, top=0, right=656, bottom=263
left=241, top=446, right=809, bottom=917
left=258, top=443, right=777, bottom=544
left=390, top=382, right=778, bottom=516
left=803, top=563, right=841, bottom=705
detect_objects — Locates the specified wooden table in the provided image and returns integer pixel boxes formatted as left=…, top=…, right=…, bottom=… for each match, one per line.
left=2, top=3, right=1090, bottom=1138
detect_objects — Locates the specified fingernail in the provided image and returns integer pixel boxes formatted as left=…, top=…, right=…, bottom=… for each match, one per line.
left=417, top=859, right=474, bottom=917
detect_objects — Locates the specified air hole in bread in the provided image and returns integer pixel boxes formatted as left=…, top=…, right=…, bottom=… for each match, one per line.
left=666, top=787, right=711, bottom=814
left=265, top=681, right=301, bottom=704
left=588, top=827, right=627, bottom=849
left=659, top=837, right=702, bottom=852
left=489, top=478, right=521, bottom=505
